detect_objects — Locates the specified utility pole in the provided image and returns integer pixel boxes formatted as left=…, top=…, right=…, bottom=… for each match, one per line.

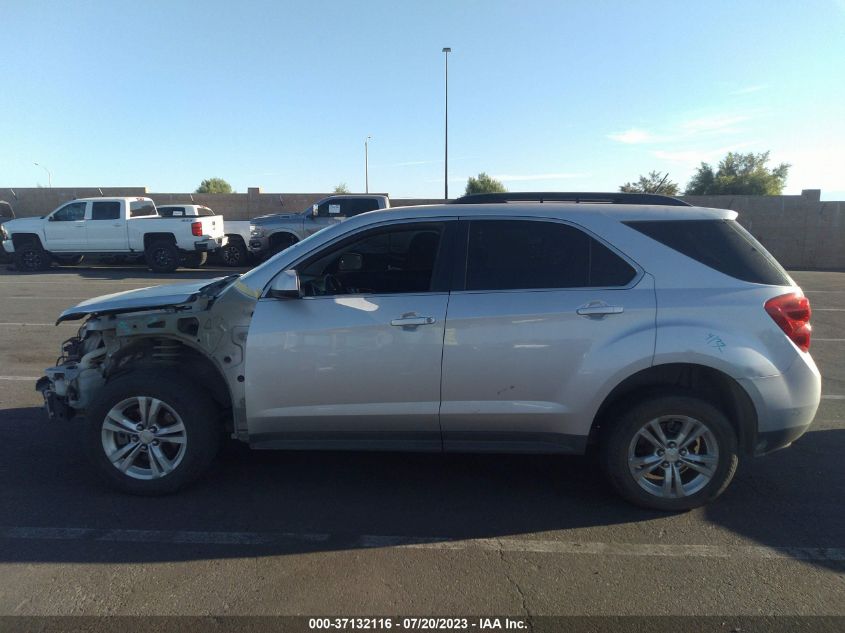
left=34, top=162, right=52, bottom=188
left=442, top=47, right=451, bottom=202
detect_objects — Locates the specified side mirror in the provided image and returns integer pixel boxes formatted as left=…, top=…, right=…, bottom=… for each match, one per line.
left=268, top=270, right=301, bottom=299
left=338, top=252, right=363, bottom=272
left=48, top=215, right=55, bottom=221
left=311, top=204, right=319, bottom=218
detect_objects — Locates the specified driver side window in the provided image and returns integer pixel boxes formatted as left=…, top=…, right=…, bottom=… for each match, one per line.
left=51, top=202, right=86, bottom=222
left=298, top=223, right=445, bottom=296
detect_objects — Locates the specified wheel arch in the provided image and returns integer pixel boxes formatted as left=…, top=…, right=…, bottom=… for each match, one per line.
left=269, top=231, right=300, bottom=249
left=590, top=363, right=757, bottom=455
left=11, top=233, right=44, bottom=249
left=104, top=336, right=233, bottom=430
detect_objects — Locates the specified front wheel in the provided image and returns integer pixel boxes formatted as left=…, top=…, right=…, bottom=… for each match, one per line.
left=84, top=370, right=222, bottom=495
left=14, top=242, right=52, bottom=272
left=601, top=395, right=739, bottom=511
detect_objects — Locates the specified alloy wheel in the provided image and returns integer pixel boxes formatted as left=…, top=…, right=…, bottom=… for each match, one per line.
left=627, top=415, right=719, bottom=499
left=101, top=396, right=187, bottom=480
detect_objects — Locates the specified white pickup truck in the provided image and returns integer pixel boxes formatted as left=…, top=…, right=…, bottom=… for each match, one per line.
left=157, top=204, right=251, bottom=267
left=1, top=197, right=227, bottom=273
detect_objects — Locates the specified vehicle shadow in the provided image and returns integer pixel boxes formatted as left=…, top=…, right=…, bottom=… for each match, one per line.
left=0, top=406, right=842, bottom=571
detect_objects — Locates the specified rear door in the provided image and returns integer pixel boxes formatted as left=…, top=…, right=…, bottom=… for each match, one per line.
left=440, top=218, right=656, bottom=452
left=44, top=201, right=88, bottom=250
left=86, top=200, right=126, bottom=250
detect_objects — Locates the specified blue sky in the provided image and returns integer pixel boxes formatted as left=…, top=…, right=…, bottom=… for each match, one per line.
left=3, top=0, right=844, bottom=199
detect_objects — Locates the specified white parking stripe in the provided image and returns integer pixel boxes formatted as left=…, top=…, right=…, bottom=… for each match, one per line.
left=813, top=308, right=845, bottom=311
left=814, top=338, right=845, bottom=342
left=0, top=526, right=841, bottom=560
left=0, top=322, right=76, bottom=326
left=0, top=376, right=39, bottom=381
left=822, top=395, right=845, bottom=400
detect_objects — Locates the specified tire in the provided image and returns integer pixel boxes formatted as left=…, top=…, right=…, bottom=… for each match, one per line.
left=219, top=238, right=248, bottom=267
left=54, top=254, right=84, bottom=266
left=600, top=395, right=739, bottom=511
left=181, top=251, right=207, bottom=268
left=14, top=242, right=51, bottom=272
left=145, top=240, right=180, bottom=273
left=84, top=369, right=222, bottom=495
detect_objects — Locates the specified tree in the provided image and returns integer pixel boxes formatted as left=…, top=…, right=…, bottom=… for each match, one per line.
left=619, top=171, right=679, bottom=195
left=464, top=172, right=507, bottom=196
left=333, top=182, right=350, bottom=194
left=685, top=151, right=790, bottom=195
left=195, top=178, right=233, bottom=194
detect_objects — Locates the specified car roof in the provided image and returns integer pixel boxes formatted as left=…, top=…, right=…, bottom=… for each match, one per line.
left=371, top=202, right=737, bottom=222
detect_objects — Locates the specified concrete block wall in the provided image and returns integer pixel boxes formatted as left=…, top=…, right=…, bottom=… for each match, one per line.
left=2, top=186, right=842, bottom=270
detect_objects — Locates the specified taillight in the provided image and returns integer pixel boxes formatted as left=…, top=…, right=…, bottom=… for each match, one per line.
left=765, top=292, right=812, bottom=352
left=191, top=222, right=203, bottom=237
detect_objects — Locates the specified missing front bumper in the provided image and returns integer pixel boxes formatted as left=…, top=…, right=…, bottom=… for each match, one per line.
left=36, top=376, right=72, bottom=422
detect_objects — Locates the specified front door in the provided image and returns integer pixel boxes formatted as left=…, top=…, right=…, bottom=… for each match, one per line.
left=245, top=220, right=456, bottom=450
left=44, top=201, right=88, bottom=251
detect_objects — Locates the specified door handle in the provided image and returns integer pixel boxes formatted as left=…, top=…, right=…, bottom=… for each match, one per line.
left=390, top=316, right=436, bottom=327
left=576, top=304, right=624, bottom=316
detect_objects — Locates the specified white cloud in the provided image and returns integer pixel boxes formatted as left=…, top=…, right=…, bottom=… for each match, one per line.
left=607, top=128, right=654, bottom=144
left=652, top=142, right=758, bottom=164
left=679, top=114, right=750, bottom=133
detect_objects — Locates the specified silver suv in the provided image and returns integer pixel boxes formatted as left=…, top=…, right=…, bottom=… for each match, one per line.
left=38, top=192, right=820, bottom=510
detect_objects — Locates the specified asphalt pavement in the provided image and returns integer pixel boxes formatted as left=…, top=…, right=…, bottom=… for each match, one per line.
left=0, top=262, right=842, bottom=619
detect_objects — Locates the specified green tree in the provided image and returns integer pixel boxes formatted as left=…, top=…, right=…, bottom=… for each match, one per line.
left=464, top=172, right=507, bottom=196
left=333, top=182, right=350, bottom=194
left=619, top=171, right=679, bottom=195
left=195, top=178, right=233, bottom=194
left=685, top=151, right=790, bottom=195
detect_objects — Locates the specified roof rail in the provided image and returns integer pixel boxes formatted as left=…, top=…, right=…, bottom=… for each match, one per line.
left=454, top=192, right=692, bottom=207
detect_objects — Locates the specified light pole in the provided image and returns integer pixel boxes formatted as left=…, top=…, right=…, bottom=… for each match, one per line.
left=365, top=135, right=372, bottom=193
left=34, top=162, right=52, bottom=188
left=442, top=47, right=451, bottom=202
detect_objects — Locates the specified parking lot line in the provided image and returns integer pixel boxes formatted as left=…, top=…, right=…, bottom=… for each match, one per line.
left=0, top=376, right=40, bottom=381
left=0, top=322, right=76, bottom=326
left=0, top=526, right=842, bottom=561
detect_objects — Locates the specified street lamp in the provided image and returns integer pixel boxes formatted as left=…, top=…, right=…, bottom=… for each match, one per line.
left=34, top=162, right=52, bottom=188
left=442, top=47, right=451, bottom=202
left=365, top=135, right=372, bottom=194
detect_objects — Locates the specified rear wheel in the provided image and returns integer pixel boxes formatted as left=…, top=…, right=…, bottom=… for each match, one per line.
left=14, top=242, right=51, bottom=272
left=181, top=251, right=208, bottom=268
left=601, top=395, right=739, bottom=511
left=84, top=370, right=222, bottom=495
left=220, top=238, right=248, bottom=267
left=145, top=240, right=180, bottom=273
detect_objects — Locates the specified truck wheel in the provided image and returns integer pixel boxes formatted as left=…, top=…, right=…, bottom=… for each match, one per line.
left=54, top=254, right=85, bottom=266
left=220, top=238, right=247, bottom=267
left=14, top=242, right=52, bottom=272
left=181, top=252, right=208, bottom=268
left=601, top=395, right=739, bottom=511
left=84, top=369, right=222, bottom=495
left=145, top=240, right=180, bottom=273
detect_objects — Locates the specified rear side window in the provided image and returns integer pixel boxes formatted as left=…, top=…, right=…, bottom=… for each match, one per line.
left=91, top=201, right=120, bottom=220
left=625, top=219, right=791, bottom=286
left=129, top=200, right=157, bottom=218
left=465, top=220, right=636, bottom=291
left=346, top=198, right=380, bottom=216
left=158, top=206, right=184, bottom=217
left=197, top=206, right=215, bottom=216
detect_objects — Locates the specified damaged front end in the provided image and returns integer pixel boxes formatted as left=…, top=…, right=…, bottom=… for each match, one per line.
left=36, top=275, right=258, bottom=436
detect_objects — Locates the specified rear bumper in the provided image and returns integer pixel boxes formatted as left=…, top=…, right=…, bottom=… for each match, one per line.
left=740, top=352, right=821, bottom=456
left=194, top=236, right=228, bottom=252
